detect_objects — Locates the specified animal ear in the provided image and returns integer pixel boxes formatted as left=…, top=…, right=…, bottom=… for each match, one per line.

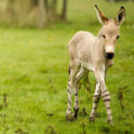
left=114, top=6, right=126, bottom=26
left=95, top=5, right=109, bottom=25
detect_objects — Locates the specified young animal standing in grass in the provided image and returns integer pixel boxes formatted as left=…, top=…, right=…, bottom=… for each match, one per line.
left=66, top=5, right=126, bottom=125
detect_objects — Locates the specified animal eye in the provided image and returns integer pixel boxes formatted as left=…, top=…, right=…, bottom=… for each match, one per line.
left=102, top=35, right=106, bottom=38
left=117, top=35, right=120, bottom=39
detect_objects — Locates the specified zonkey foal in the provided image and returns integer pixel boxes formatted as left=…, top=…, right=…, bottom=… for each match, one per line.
left=66, top=5, right=126, bottom=125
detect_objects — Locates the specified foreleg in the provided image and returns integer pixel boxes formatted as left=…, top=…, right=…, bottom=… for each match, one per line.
left=89, top=81, right=101, bottom=122
left=91, top=66, right=113, bottom=125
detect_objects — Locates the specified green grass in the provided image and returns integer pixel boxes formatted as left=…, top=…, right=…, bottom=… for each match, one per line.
left=0, top=24, right=134, bottom=134
left=0, top=0, right=134, bottom=134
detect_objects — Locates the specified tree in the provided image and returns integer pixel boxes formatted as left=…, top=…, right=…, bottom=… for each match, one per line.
left=31, top=0, right=38, bottom=7
left=61, top=0, right=67, bottom=21
left=5, top=0, right=68, bottom=28
left=38, top=0, right=45, bottom=29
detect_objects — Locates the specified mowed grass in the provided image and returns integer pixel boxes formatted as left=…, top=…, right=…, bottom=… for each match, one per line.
left=0, top=1, right=134, bottom=134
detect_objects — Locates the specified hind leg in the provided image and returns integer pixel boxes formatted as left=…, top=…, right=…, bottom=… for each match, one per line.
left=66, top=59, right=80, bottom=120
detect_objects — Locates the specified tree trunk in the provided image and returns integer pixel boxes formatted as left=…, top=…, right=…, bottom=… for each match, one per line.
left=31, top=0, right=38, bottom=7
left=52, top=0, right=57, bottom=11
left=61, top=0, right=67, bottom=21
left=45, top=0, right=49, bottom=22
left=7, top=0, right=15, bottom=23
left=38, top=0, right=45, bottom=29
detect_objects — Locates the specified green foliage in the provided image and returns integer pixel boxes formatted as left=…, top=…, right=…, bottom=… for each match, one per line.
left=118, top=85, right=129, bottom=109
left=82, top=76, right=91, bottom=92
left=45, top=125, right=61, bottom=134
left=80, top=120, right=88, bottom=134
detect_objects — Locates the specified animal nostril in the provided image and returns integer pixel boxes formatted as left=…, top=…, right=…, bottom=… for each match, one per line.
left=106, top=53, right=115, bottom=59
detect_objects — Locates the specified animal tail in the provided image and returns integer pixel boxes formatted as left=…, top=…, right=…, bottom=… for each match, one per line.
left=68, top=65, right=71, bottom=74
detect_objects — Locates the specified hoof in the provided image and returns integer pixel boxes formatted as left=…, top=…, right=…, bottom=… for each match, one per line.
left=89, top=116, right=95, bottom=123
left=73, top=108, right=79, bottom=119
left=66, top=114, right=74, bottom=121
left=108, top=119, right=114, bottom=126
left=72, top=113, right=78, bottom=120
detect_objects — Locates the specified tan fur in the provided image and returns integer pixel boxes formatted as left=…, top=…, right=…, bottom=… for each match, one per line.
left=66, top=5, right=126, bottom=125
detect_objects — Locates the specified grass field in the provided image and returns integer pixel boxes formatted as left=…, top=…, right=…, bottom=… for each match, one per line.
left=0, top=0, right=134, bottom=134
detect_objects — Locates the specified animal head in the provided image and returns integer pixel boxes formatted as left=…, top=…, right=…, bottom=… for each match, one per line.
left=95, top=5, right=126, bottom=59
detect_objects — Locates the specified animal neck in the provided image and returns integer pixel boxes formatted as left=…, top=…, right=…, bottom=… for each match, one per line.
left=95, top=28, right=106, bottom=59
left=97, top=27, right=103, bottom=39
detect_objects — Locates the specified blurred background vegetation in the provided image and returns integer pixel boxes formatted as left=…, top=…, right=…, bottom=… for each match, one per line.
left=0, top=0, right=134, bottom=28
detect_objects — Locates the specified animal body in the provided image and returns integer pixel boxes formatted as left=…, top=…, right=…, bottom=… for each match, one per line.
left=66, top=5, right=126, bottom=125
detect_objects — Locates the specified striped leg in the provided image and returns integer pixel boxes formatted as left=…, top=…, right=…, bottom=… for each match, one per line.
left=66, top=78, right=73, bottom=115
left=102, top=89, right=113, bottom=125
left=94, top=68, right=113, bottom=125
left=66, top=61, right=80, bottom=121
left=89, top=81, right=101, bottom=122
left=73, top=67, right=89, bottom=118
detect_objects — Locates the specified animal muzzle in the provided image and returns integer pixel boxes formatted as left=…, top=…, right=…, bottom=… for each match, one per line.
left=106, top=52, right=115, bottom=59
